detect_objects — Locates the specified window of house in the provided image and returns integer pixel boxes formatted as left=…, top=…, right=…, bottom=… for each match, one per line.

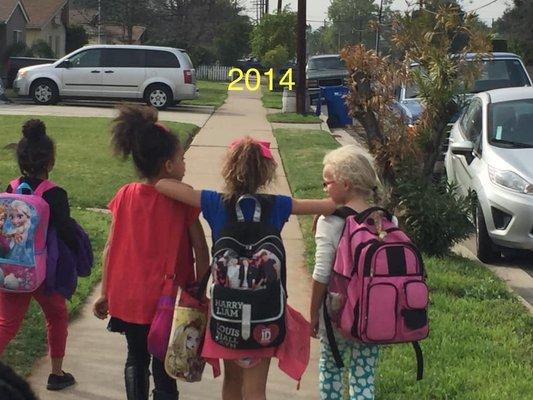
left=55, top=36, right=60, bottom=56
left=12, top=30, right=22, bottom=43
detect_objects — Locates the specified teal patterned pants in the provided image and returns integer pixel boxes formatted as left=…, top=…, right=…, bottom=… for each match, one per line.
left=319, top=335, right=379, bottom=400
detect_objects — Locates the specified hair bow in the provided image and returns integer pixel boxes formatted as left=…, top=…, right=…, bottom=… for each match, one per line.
left=229, top=138, right=276, bottom=162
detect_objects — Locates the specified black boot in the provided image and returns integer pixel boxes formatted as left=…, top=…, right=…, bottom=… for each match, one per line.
left=152, top=389, right=179, bottom=400
left=124, top=365, right=149, bottom=400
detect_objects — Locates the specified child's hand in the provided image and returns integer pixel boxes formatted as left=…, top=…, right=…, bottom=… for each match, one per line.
left=93, top=295, right=108, bottom=320
left=310, top=313, right=320, bottom=338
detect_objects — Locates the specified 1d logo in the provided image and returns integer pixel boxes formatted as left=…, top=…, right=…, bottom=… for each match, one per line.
left=253, top=324, right=279, bottom=346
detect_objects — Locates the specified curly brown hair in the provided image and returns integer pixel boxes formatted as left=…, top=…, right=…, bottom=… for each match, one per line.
left=221, top=137, right=277, bottom=198
left=111, top=104, right=180, bottom=179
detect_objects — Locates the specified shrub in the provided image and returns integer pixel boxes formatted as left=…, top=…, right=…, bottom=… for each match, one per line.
left=30, top=40, right=55, bottom=58
left=395, top=175, right=474, bottom=256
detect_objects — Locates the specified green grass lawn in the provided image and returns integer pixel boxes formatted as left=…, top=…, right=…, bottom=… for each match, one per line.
left=0, top=209, right=110, bottom=375
left=182, top=80, right=228, bottom=108
left=261, top=87, right=283, bottom=109
left=0, top=115, right=198, bottom=208
left=273, top=127, right=533, bottom=400
left=267, top=112, right=321, bottom=124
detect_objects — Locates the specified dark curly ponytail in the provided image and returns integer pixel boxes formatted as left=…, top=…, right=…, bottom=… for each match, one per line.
left=0, top=362, right=38, bottom=400
left=16, top=119, right=55, bottom=177
left=111, top=104, right=180, bottom=179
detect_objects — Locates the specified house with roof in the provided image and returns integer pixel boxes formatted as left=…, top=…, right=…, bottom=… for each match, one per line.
left=0, top=0, right=29, bottom=59
left=22, top=0, right=69, bottom=58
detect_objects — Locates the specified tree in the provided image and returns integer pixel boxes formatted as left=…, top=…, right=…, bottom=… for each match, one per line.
left=66, top=25, right=89, bottom=53
left=146, top=0, right=251, bottom=65
left=212, top=14, right=252, bottom=65
left=340, top=2, right=489, bottom=255
left=495, top=0, right=533, bottom=64
left=250, top=10, right=297, bottom=60
left=307, top=25, right=336, bottom=55
left=102, top=0, right=150, bottom=44
left=328, top=0, right=379, bottom=49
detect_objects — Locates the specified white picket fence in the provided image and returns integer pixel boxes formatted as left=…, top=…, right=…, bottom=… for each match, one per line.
left=196, top=65, right=232, bottom=81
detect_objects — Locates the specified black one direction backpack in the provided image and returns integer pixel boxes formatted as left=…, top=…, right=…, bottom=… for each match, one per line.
left=209, top=194, right=287, bottom=349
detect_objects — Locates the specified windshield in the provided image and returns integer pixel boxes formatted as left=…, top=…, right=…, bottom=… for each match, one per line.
left=404, top=59, right=530, bottom=99
left=308, top=56, right=345, bottom=70
left=490, top=99, right=533, bottom=148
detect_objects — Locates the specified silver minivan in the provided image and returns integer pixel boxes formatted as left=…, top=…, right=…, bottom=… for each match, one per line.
left=13, top=45, right=198, bottom=109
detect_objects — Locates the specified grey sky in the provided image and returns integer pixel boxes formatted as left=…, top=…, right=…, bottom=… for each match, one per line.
left=242, top=0, right=513, bottom=27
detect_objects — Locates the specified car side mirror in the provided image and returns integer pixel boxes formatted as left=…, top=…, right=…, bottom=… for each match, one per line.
left=60, top=60, right=71, bottom=69
left=451, top=140, right=475, bottom=164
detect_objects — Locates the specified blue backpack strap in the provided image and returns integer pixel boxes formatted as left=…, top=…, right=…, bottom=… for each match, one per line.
left=14, top=182, right=33, bottom=195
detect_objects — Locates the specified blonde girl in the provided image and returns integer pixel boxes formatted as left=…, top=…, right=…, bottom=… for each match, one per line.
left=310, top=145, right=386, bottom=400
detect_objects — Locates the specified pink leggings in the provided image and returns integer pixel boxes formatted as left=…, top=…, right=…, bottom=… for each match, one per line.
left=0, top=285, right=68, bottom=358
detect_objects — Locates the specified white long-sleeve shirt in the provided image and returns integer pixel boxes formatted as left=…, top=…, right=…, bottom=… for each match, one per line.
left=312, top=215, right=345, bottom=284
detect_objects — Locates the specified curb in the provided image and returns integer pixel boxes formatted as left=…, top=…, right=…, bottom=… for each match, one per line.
left=453, top=244, right=533, bottom=314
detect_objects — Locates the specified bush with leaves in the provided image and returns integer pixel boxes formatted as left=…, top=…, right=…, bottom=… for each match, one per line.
left=2, top=43, right=32, bottom=63
left=394, top=174, right=474, bottom=256
left=30, top=40, right=55, bottom=58
left=263, top=45, right=289, bottom=69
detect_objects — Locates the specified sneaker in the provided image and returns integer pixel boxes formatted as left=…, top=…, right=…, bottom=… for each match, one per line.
left=47, top=371, right=76, bottom=391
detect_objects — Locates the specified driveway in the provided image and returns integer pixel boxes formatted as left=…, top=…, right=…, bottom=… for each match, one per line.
left=0, top=98, right=214, bottom=126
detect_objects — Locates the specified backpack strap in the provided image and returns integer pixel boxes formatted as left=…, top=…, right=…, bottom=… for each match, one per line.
left=9, top=178, right=21, bottom=192
left=34, top=180, right=56, bottom=197
left=355, top=207, right=393, bottom=224
left=322, top=296, right=344, bottom=368
left=412, top=341, right=424, bottom=380
left=225, top=194, right=274, bottom=223
left=9, top=178, right=56, bottom=197
left=332, top=206, right=358, bottom=219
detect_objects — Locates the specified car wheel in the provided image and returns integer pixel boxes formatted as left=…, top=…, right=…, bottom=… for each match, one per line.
left=31, top=79, right=59, bottom=105
left=475, top=202, right=500, bottom=263
left=145, top=84, right=172, bottom=110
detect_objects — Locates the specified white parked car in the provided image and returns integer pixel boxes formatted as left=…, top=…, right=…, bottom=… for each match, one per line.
left=13, top=45, right=198, bottom=109
left=445, top=87, right=533, bottom=262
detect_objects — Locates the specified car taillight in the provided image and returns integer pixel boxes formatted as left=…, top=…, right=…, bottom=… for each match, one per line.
left=184, top=70, right=192, bottom=84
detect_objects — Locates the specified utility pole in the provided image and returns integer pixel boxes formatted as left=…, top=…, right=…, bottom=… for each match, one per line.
left=265, top=0, right=269, bottom=15
left=98, top=0, right=101, bottom=44
left=375, top=0, right=383, bottom=56
left=277, top=0, right=282, bottom=13
left=296, top=0, right=306, bottom=114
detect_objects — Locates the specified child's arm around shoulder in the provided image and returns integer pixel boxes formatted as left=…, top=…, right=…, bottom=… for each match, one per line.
left=188, top=220, right=210, bottom=280
left=155, top=179, right=202, bottom=208
left=291, top=198, right=336, bottom=216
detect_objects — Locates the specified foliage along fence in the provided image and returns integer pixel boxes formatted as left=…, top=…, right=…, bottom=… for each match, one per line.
left=196, top=65, right=232, bottom=81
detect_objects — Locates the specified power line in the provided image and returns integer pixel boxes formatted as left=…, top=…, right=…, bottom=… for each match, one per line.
left=468, top=0, right=501, bottom=13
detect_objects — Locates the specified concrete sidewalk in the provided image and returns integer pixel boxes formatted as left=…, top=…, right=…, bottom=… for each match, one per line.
left=0, top=102, right=213, bottom=127
left=27, top=88, right=320, bottom=399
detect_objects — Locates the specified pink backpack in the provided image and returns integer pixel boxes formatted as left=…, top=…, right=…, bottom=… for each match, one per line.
left=324, top=207, right=429, bottom=380
left=0, top=179, right=55, bottom=293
